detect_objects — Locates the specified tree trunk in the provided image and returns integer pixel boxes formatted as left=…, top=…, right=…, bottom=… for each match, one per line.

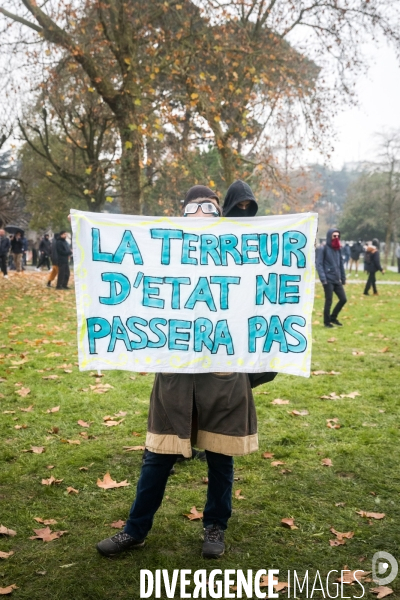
left=117, top=117, right=142, bottom=215
left=218, top=143, right=236, bottom=187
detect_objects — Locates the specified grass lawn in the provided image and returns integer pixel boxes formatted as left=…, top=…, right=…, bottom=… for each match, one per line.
left=0, top=272, right=399, bottom=599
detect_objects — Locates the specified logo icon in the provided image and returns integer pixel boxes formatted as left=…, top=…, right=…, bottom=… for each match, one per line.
left=372, top=551, right=398, bottom=585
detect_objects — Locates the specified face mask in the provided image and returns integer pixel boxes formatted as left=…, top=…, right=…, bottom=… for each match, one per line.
left=331, top=237, right=341, bottom=249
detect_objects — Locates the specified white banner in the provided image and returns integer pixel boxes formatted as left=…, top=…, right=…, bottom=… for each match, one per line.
left=71, top=210, right=318, bottom=377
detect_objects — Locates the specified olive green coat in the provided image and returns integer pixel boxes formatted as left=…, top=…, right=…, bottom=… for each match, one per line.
left=145, top=372, right=258, bottom=458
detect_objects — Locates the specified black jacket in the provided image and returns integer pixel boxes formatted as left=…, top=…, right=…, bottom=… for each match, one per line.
left=0, top=235, right=10, bottom=256
left=11, top=237, right=23, bottom=254
left=365, top=246, right=383, bottom=273
left=222, top=180, right=258, bottom=217
left=350, top=242, right=363, bottom=261
left=39, top=238, right=51, bottom=255
left=50, top=235, right=59, bottom=266
left=316, top=228, right=346, bottom=285
left=56, top=238, right=72, bottom=264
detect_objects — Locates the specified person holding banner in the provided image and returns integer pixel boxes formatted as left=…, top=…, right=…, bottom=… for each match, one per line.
left=97, top=196, right=258, bottom=560
left=222, top=179, right=259, bottom=218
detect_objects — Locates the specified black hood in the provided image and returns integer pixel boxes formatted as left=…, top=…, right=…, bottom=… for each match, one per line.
left=326, top=228, right=340, bottom=248
left=222, top=180, right=258, bottom=217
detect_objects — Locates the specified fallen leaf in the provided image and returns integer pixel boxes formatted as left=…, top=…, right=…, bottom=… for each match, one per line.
left=327, top=418, right=341, bottom=429
left=281, top=518, right=298, bottom=530
left=378, top=347, right=389, bottom=353
left=271, top=398, right=289, bottom=405
left=3, top=411, right=15, bottom=414
left=183, top=506, right=203, bottom=521
left=123, top=445, right=145, bottom=452
left=335, top=502, right=346, bottom=507
left=330, top=539, right=346, bottom=546
left=341, top=391, right=361, bottom=399
left=322, top=458, right=333, bottom=467
left=103, top=419, right=124, bottom=427
left=42, top=375, right=59, bottom=380
left=0, top=551, right=14, bottom=559
left=14, top=424, right=27, bottom=430
left=79, top=463, right=94, bottom=471
left=262, top=452, right=274, bottom=459
left=202, top=477, right=209, bottom=484
left=280, top=469, right=292, bottom=474
left=337, top=569, right=370, bottom=584
left=19, top=403, right=33, bottom=411
left=320, top=392, right=342, bottom=400
left=356, top=511, right=385, bottom=520
left=271, top=460, right=285, bottom=467
left=46, top=406, right=60, bottom=413
left=110, top=520, right=125, bottom=528
left=352, top=351, right=365, bottom=356
left=66, top=487, right=79, bottom=495
left=290, top=409, right=309, bottom=416
left=77, top=420, right=90, bottom=428
left=46, top=465, right=55, bottom=470
left=327, top=337, right=337, bottom=343
left=370, top=586, right=394, bottom=599
left=33, top=518, right=57, bottom=525
left=0, top=525, right=16, bottom=537
left=312, top=370, right=341, bottom=375
left=96, top=472, right=130, bottom=490
left=64, top=369, right=72, bottom=374
left=41, top=476, right=63, bottom=486
left=0, top=584, right=18, bottom=594
left=114, top=411, right=127, bottom=417
left=234, top=489, right=245, bottom=500
left=330, top=527, right=354, bottom=543
left=66, top=440, right=80, bottom=445
left=29, top=527, right=67, bottom=542
left=22, top=446, right=45, bottom=454
left=132, top=431, right=142, bottom=437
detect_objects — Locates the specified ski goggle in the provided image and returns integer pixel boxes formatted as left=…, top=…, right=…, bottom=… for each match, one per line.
left=183, top=202, right=220, bottom=217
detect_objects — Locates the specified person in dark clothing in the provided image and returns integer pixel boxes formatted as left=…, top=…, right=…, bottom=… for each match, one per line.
left=222, top=179, right=258, bottom=217
left=47, top=234, right=60, bottom=287
left=56, top=231, right=72, bottom=289
left=363, top=244, right=385, bottom=295
left=0, top=229, right=10, bottom=278
left=316, top=228, right=347, bottom=327
left=349, top=240, right=363, bottom=274
left=342, top=242, right=350, bottom=270
left=37, top=234, right=52, bottom=270
left=10, top=233, right=24, bottom=273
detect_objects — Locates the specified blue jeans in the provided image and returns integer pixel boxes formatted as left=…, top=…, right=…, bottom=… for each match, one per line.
left=124, top=450, right=234, bottom=540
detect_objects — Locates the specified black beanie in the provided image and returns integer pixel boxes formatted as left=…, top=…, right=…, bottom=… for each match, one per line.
left=183, top=185, right=219, bottom=207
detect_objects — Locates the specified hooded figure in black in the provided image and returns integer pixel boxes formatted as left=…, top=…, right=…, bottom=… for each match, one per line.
left=222, top=180, right=258, bottom=218
left=222, top=179, right=276, bottom=387
left=316, top=228, right=347, bottom=327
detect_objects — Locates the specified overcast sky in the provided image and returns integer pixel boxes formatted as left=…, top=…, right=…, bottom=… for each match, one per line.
left=329, top=42, right=400, bottom=169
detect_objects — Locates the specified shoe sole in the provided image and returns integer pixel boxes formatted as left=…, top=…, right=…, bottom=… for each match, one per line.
left=96, top=540, right=145, bottom=556
left=202, top=549, right=224, bottom=559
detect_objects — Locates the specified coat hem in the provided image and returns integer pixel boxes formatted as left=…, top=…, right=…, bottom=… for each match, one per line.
left=196, top=430, right=258, bottom=456
left=145, top=432, right=192, bottom=458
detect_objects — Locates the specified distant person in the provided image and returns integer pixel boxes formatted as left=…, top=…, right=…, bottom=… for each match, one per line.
left=349, top=240, right=363, bottom=274
left=396, top=243, right=400, bottom=273
left=222, top=180, right=258, bottom=217
left=316, top=229, right=347, bottom=328
left=10, top=232, right=24, bottom=273
left=37, top=234, right=52, bottom=270
left=21, top=234, right=28, bottom=269
left=56, top=231, right=72, bottom=290
left=342, top=242, right=350, bottom=270
left=0, top=229, right=10, bottom=279
left=363, top=243, right=384, bottom=296
left=47, top=233, right=60, bottom=288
